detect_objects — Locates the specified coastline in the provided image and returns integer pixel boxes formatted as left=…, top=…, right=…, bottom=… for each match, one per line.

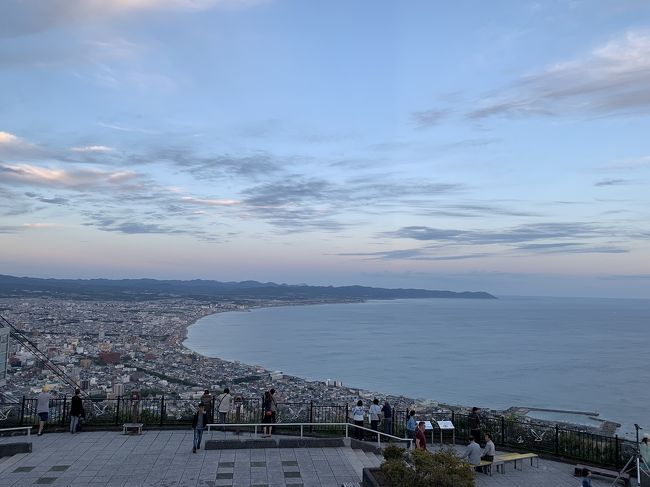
left=179, top=300, right=624, bottom=438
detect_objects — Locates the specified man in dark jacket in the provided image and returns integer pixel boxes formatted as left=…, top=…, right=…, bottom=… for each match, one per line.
left=192, top=404, right=208, bottom=453
left=469, top=407, right=481, bottom=443
left=69, top=389, right=84, bottom=434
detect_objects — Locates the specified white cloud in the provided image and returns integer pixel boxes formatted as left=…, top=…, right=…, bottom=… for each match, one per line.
left=71, top=145, right=114, bottom=152
left=470, top=30, right=650, bottom=118
left=0, top=131, right=19, bottom=144
left=181, top=196, right=240, bottom=206
left=0, top=163, right=140, bottom=189
left=1, top=0, right=267, bottom=37
left=21, top=223, right=64, bottom=229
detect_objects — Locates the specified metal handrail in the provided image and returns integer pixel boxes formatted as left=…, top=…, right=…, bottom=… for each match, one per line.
left=0, top=426, right=32, bottom=437
left=206, top=421, right=412, bottom=447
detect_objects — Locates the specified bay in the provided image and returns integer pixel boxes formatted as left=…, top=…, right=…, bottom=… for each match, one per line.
left=184, top=296, right=650, bottom=438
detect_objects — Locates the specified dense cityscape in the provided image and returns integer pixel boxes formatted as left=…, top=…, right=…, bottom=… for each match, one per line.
left=0, top=296, right=432, bottom=419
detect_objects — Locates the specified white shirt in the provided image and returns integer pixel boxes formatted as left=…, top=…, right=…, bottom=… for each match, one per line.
left=37, top=392, right=52, bottom=413
left=217, top=393, right=232, bottom=413
left=483, top=440, right=495, bottom=457
left=351, top=406, right=365, bottom=421
left=369, top=404, right=382, bottom=421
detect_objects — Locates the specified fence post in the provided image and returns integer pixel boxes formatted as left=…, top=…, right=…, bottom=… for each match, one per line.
left=61, top=395, right=68, bottom=428
left=160, top=396, right=165, bottom=427
left=115, top=396, right=120, bottom=426
left=20, top=396, right=25, bottom=426
left=615, top=435, right=620, bottom=469
left=309, top=400, right=313, bottom=433
left=555, top=424, right=559, bottom=456
left=500, top=416, right=505, bottom=445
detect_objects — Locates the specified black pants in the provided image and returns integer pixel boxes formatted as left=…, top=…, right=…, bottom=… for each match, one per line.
left=471, top=429, right=481, bottom=443
left=354, top=420, right=364, bottom=439
left=371, top=420, right=380, bottom=440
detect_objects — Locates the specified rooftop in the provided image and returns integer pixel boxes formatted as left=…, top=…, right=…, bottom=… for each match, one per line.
left=0, top=430, right=618, bottom=487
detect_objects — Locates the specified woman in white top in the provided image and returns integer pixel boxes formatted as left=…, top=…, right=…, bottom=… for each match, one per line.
left=351, top=400, right=366, bottom=440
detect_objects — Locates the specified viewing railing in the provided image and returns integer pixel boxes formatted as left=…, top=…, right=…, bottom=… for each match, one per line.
left=2, top=397, right=634, bottom=469
left=206, top=421, right=412, bottom=447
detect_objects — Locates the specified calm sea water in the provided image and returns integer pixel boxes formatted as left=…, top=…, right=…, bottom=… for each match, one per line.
left=184, top=296, right=650, bottom=438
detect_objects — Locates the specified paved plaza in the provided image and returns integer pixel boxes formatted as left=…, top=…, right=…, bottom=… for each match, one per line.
left=0, top=430, right=619, bottom=486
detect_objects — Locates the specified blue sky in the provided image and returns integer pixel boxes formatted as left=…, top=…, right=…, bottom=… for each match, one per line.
left=1, top=0, right=649, bottom=298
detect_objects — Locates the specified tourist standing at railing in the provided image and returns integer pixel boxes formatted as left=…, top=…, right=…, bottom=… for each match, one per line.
left=469, top=406, right=481, bottom=443
left=191, top=403, right=207, bottom=453
left=369, top=398, right=382, bottom=440
left=269, top=388, right=278, bottom=434
left=130, top=391, right=140, bottom=423
left=381, top=400, right=392, bottom=435
left=406, top=410, right=417, bottom=442
left=36, top=386, right=53, bottom=436
left=351, top=400, right=366, bottom=440
left=200, top=390, right=213, bottom=423
left=69, top=388, right=85, bottom=434
left=261, top=390, right=274, bottom=437
left=216, top=388, right=233, bottom=424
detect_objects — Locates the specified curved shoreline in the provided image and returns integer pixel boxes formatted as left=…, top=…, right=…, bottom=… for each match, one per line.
left=179, top=301, right=625, bottom=437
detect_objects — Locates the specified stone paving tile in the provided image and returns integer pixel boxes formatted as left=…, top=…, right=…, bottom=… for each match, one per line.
left=2, top=430, right=624, bottom=487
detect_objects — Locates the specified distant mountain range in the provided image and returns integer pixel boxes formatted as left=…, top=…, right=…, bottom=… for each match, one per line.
left=0, top=274, right=496, bottom=301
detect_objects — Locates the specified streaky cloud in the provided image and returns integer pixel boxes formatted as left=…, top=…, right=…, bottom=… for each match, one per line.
left=468, top=30, right=650, bottom=119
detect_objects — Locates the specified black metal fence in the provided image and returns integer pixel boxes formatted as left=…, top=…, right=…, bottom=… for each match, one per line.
left=1, top=397, right=635, bottom=469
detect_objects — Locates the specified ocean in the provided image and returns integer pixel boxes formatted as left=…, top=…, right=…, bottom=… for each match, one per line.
left=183, top=296, right=650, bottom=438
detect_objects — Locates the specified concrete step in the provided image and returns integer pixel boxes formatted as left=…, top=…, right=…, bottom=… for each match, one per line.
left=364, top=450, right=383, bottom=467
left=0, top=452, right=29, bottom=474
left=341, top=447, right=365, bottom=478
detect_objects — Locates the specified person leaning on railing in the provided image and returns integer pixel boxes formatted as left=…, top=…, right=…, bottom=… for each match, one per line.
left=406, top=410, right=417, bottom=442
left=36, top=386, right=53, bottom=436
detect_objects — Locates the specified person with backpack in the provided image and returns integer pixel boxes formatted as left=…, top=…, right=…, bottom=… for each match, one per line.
left=216, top=388, right=232, bottom=424
left=261, top=390, right=274, bottom=437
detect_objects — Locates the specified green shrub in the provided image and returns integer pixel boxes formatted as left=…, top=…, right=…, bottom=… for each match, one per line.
left=380, top=448, right=475, bottom=487
left=383, top=444, right=405, bottom=462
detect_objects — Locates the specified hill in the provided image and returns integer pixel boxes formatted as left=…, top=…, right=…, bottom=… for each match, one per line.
left=0, top=274, right=496, bottom=301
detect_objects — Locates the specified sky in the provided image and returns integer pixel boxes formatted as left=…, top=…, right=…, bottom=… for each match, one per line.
left=1, top=0, right=649, bottom=298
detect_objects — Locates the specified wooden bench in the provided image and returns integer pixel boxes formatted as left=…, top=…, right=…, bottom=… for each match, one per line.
left=477, top=458, right=504, bottom=476
left=494, top=452, right=539, bottom=473
left=122, top=423, right=143, bottom=435
left=574, top=464, right=630, bottom=486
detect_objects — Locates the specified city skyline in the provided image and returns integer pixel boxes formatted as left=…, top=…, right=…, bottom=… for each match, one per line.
left=1, top=0, right=650, bottom=298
